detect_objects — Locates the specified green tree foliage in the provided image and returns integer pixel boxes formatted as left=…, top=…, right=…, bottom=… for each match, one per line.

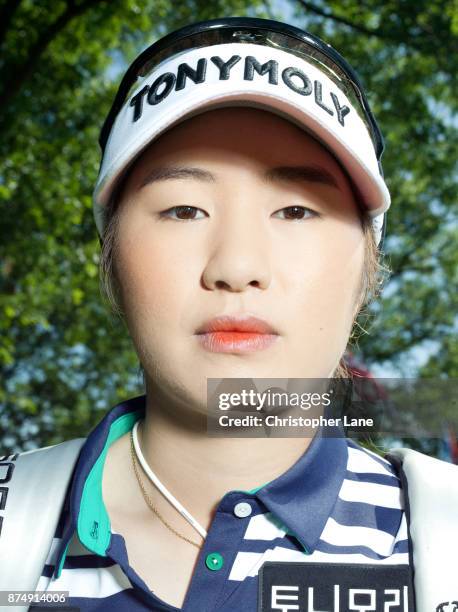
left=291, top=0, right=457, bottom=376
left=290, top=0, right=458, bottom=457
left=1, top=0, right=456, bottom=453
left=0, top=0, right=268, bottom=452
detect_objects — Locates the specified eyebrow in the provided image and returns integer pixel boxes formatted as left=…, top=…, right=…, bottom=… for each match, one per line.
left=139, top=164, right=340, bottom=189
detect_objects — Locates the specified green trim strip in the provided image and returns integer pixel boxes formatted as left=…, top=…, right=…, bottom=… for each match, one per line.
left=56, top=408, right=143, bottom=578
left=78, top=409, right=143, bottom=555
left=55, top=540, right=69, bottom=579
left=245, top=482, right=269, bottom=494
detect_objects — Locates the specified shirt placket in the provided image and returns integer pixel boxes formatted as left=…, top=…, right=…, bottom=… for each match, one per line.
left=181, top=491, right=259, bottom=612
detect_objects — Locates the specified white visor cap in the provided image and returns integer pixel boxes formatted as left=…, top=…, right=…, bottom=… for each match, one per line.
left=93, top=42, right=390, bottom=245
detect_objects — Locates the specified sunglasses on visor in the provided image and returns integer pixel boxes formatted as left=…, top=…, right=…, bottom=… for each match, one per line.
left=99, top=17, right=384, bottom=158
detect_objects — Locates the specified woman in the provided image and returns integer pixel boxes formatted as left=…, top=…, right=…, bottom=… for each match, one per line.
left=9, top=16, right=419, bottom=612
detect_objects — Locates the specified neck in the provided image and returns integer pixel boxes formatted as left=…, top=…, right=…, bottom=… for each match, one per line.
left=137, top=380, right=315, bottom=533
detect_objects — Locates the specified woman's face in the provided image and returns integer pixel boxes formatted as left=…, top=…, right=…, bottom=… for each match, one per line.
left=114, top=107, right=365, bottom=413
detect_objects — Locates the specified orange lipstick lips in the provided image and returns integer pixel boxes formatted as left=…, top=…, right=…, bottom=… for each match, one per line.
left=195, top=315, right=279, bottom=354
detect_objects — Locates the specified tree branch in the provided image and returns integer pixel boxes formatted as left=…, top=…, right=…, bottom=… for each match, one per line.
left=295, top=0, right=390, bottom=39
left=0, top=0, right=105, bottom=113
left=0, top=0, right=22, bottom=50
left=294, top=0, right=455, bottom=81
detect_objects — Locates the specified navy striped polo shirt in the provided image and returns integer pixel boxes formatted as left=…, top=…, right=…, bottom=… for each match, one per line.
left=34, top=394, right=413, bottom=611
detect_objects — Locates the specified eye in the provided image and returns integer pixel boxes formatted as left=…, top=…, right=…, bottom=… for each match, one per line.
left=272, top=205, right=320, bottom=221
left=159, top=205, right=207, bottom=221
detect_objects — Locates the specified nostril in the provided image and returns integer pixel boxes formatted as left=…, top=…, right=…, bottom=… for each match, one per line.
left=215, top=280, right=231, bottom=290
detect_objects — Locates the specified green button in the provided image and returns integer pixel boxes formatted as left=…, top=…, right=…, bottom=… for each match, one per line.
left=205, top=552, right=224, bottom=571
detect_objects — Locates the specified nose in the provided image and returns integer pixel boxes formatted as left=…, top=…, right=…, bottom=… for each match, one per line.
left=201, top=207, right=272, bottom=293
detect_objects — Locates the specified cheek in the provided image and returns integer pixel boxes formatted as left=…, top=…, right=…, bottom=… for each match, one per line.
left=115, top=230, right=189, bottom=330
left=282, top=220, right=364, bottom=328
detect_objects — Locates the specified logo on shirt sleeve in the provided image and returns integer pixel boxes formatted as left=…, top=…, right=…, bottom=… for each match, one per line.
left=258, top=562, right=414, bottom=612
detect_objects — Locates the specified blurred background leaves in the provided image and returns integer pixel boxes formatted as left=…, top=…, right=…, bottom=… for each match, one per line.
left=0, top=0, right=457, bottom=454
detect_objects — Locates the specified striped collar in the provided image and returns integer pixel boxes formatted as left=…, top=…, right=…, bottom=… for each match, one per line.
left=53, top=394, right=347, bottom=579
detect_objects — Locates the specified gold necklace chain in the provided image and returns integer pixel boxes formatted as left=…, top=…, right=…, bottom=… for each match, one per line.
left=129, top=428, right=202, bottom=549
